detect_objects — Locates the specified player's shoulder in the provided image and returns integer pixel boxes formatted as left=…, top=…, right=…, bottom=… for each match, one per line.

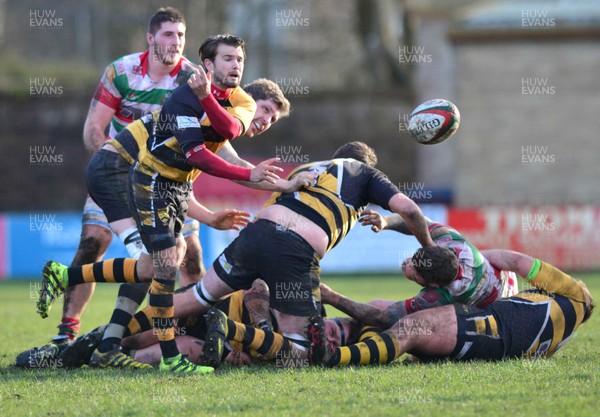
left=109, top=51, right=147, bottom=75
left=228, top=86, right=255, bottom=105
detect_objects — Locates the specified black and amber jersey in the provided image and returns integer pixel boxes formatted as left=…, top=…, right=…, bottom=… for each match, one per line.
left=107, top=111, right=157, bottom=165
left=137, top=83, right=256, bottom=182
left=262, top=158, right=400, bottom=252
left=107, top=89, right=253, bottom=170
left=490, top=262, right=590, bottom=359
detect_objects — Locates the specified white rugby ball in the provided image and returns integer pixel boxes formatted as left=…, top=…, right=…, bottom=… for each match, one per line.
left=408, top=99, right=460, bottom=145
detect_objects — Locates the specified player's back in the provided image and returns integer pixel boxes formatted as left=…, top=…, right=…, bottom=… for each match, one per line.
left=263, top=158, right=400, bottom=252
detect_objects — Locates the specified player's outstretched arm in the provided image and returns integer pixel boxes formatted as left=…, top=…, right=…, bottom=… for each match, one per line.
left=387, top=194, right=435, bottom=247
left=187, top=192, right=251, bottom=231
left=320, top=283, right=406, bottom=329
left=359, top=210, right=451, bottom=238
left=482, top=249, right=594, bottom=317
left=480, top=249, right=535, bottom=278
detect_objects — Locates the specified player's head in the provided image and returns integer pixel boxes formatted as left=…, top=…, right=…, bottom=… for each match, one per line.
left=147, top=7, right=186, bottom=66
left=324, top=317, right=360, bottom=349
left=199, top=34, right=246, bottom=89
left=332, top=141, right=378, bottom=167
left=402, top=246, right=459, bottom=287
left=244, top=79, right=291, bottom=137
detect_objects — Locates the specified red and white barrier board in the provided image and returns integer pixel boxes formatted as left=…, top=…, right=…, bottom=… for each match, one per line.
left=448, top=206, right=600, bottom=271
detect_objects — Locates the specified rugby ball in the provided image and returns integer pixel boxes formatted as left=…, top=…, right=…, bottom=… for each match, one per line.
left=408, top=99, right=460, bottom=145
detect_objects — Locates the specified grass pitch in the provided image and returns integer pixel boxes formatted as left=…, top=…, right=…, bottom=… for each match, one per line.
left=1, top=274, right=599, bottom=417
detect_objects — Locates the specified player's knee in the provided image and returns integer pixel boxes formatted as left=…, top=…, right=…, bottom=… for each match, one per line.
left=74, top=231, right=111, bottom=264
left=251, top=279, right=269, bottom=296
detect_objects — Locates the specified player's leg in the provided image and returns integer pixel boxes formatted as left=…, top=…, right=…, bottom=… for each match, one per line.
left=180, top=219, right=205, bottom=286
left=90, top=218, right=154, bottom=366
left=323, top=305, right=458, bottom=366
left=129, top=170, right=212, bottom=374
left=60, top=198, right=114, bottom=338
left=244, top=279, right=273, bottom=331
left=86, top=154, right=152, bottom=366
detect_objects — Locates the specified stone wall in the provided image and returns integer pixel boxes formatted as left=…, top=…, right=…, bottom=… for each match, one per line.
left=453, top=40, right=600, bottom=205
left=0, top=92, right=416, bottom=211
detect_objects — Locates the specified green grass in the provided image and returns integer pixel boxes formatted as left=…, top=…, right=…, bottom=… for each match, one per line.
left=1, top=274, right=599, bottom=417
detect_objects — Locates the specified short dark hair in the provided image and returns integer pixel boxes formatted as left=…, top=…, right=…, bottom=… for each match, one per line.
left=332, top=141, right=378, bottom=167
left=148, top=7, right=185, bottom=35
left=244, top=79, right=291, bottom=118
left=199, top=34, right=246, bottom=63
left=412, top=246, right=459, bottom=287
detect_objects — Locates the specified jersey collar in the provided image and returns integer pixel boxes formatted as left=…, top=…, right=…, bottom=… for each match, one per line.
left=138, top=50, right=185, bottom=77
left=211, top=85, right=233, bottom=100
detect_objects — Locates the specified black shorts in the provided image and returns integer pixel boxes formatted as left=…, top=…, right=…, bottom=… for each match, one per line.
left=449, top=296, right=561, bottom=361
left=86, top=149, right=132, bottom=223
left=213, top=219, right=322, bottom=317
left=128, top=163, right=191, bottom=252
left=448, top=304, right=505, bottom=361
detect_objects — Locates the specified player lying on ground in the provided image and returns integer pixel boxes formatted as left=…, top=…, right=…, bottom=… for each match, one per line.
left=311, top=250, right=595, bottom=366
left=320, top=212, right=519, bottom=330
left=35, top=141, right=434, bottom=372
left=54, top=280, right=360, bottom=368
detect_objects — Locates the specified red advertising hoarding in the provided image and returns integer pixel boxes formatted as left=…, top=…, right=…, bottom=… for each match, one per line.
left=448, top=206, right=600, bottom=271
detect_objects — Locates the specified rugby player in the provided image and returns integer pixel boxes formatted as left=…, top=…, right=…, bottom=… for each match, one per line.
left=312, top=250, right=595, bottom=366
left=319, top=213, right=519, bottom=329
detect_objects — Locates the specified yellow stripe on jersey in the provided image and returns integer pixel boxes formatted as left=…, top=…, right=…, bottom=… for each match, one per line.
left=220, top=88, right=256, bottom=135
left=137, top=144, right=201, bottom=182
left=488, top=316, right=499, bottom=337
left=262, top=161, right=359, bottom=252
left=107, top=139, right=135, bottom=165
left=474, top=318, right=486, bottom=335
left=106, top=112, right=155, bottom=164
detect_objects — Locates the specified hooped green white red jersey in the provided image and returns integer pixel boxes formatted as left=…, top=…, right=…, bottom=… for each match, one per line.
left=404, top=224, right=516, bottom=315
left=92, top=50, right=196, bottom=138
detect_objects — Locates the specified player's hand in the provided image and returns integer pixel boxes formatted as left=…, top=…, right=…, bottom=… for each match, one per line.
left=225, top=350, right=253, bottom=366
left=284, top=171, right=315, bottom=192
left=208, top=209, right=251, bottom=231
left=188, top=67, right=211, bottom=100
left=250, top=157, right=283, bottom=184
left=359, top=209, right=387, bottom=233
left=319, top=283, right=339, bottom=305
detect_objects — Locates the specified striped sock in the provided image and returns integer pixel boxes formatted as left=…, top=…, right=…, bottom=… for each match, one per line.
left=330, top=333, right=400, bottom=366
left=67, top=259, right=139, bottom=285
left=97, top=282, right=150, bottom=352
left=148, top=278, right=178, bottom=359
left=57, top=317, right=80, bottom=341
left=358, top=325, right=383, bottom=342
left=226, top=319, right=289, bottom=360
left=125, top=307, right=153, bottom=337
